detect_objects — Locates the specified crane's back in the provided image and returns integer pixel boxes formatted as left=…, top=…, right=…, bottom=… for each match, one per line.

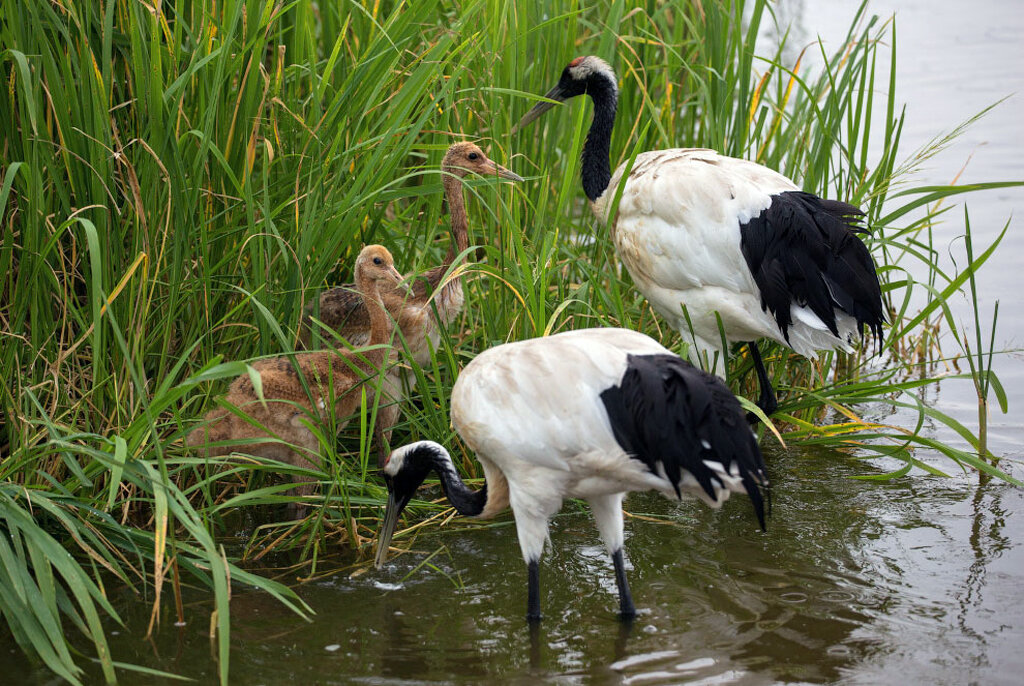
left=450, top=329, right=668, bottom=471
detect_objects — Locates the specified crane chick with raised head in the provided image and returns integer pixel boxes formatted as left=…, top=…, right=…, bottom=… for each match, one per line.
left=374, top=327, right=768, bottom=622
left=188, top=245, right=403, bottom=515
left=300, top=143, right=523, bottom=365
left=514, top=56, right=885, bottom=417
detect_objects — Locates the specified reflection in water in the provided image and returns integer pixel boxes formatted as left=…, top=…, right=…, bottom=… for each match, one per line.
left=956, top=471, right=1009, bottom=670
left=596, top=448, right=887, bottom=683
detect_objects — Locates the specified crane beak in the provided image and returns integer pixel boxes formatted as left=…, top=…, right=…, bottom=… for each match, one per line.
left=486, top=160, right=524, bottom=183
left=374, top=483, right=411, bottom=569
left=387, top=265, right=414, bottom=296
left=511, top=83, right=569, bottom=134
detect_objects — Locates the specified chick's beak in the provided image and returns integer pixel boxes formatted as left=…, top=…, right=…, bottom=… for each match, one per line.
left=392, top=275, right=418, bottom=299
left=385, top=264, right=413, bottom=296
left=485, top=160, right=524, bottom=183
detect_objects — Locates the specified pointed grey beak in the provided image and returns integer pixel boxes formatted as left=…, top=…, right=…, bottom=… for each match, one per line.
left=393, top=271, right=414, bottom=296
left=374, top=488, right=405, bottom=568
left=511, top=83, right=570, bottom=134
left=489, top=161, right=524, bottom=183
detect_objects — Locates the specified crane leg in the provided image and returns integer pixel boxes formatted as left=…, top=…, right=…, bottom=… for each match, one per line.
left=588, top=494, right=634, bottom=619
left=526, top=559, right=542, bottom=623
left=747, top=342, right=778, bottom=420
left=612, top=548, right=636, bottom=620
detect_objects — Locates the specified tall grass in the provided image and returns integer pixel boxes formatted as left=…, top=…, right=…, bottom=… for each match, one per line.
left=1, top=0, right=1019, bottom=681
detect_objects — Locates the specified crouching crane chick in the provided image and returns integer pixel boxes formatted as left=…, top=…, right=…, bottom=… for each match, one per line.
left=187, top=245, right=404, bottom=515
left=299, top=142, right=523, bottom=364
left=374, top=327, right=769, bottom=621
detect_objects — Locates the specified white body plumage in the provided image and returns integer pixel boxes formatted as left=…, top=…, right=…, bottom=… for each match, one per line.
left=376, top=328, right=767, bottom=620
left=515, top=56, right=885, bottom=416
left=593, top=148, right=863, bottom=368
left=450, top=328, right=747, bottom=562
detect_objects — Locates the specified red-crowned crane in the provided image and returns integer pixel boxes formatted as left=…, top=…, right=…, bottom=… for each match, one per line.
left=188, top=245, right=404, bottom=514
left=374, top=327, right=768, bottom=621
left=514, top=56, right=885, bottom=416
left=300, top=143, right=523, bottom=365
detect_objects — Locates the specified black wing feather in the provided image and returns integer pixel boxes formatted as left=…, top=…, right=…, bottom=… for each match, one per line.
left=600, top=354, right=768, bottom=529
left=739, top=191, right=885, bottom=350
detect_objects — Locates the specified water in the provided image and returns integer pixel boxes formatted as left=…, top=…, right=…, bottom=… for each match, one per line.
left=797, top=0, right=1024, bottom=459
left=6, top=1, right=1024, bottom=683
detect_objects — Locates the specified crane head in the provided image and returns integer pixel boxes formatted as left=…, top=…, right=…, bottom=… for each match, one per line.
left=512, top=55, right=617, bottom=133
left=354, top=244, right=403, bottom=288
left=374, top=441, right=443, bottom=568
left=442, top=142, right=523, bottom=182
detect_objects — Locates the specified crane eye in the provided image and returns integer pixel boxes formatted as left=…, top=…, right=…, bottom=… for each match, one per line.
left=468, top=152, right=478, bottom=160
left=373, top=257, right=383, bottom=265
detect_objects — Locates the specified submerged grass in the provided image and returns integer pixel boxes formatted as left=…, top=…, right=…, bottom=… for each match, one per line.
left=1, top=0, right=1020, bottom=681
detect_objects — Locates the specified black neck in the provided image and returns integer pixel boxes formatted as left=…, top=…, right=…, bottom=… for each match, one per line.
left=431, top=451, right=487, bottom=517
left=581, top=76, right=618, bottom=202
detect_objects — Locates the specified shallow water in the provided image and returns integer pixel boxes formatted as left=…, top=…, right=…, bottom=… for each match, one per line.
left=6, top=0, right=1024, bottom=683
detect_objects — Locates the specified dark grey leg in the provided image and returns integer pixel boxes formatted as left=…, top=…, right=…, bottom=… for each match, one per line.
left=612, top=548, right=635, bottom=620
left=748, top=341, right=778, bottom=420
left=527, top=559, right=542, bottom=623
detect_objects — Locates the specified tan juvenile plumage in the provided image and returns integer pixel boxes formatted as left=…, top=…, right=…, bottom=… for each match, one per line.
left=299, top=143, right=522, bottom=364
left=187, top=245, right=403, bottom=514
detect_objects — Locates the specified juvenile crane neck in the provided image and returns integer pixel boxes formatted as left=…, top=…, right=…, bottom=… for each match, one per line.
left=357, top=277, right=392, bottom=368
left=442, top=174, right=469, bottom=266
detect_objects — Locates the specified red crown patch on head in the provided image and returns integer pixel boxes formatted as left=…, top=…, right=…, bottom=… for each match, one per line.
left=569, top=57, right=584, bottom=67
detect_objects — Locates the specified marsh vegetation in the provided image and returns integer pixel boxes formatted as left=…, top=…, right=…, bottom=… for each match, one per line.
left=1, top=0, right=1019, bottom=682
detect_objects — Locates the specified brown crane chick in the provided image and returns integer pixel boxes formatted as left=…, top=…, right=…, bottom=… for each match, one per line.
left=299, top=142, right=523, bottom=365
left=187, top=245, right=404, bottom=515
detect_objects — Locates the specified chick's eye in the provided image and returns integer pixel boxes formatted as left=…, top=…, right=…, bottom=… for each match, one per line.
left=373, top=257, right=383, bottom=265
left=468, top=152, right=478, bottom=160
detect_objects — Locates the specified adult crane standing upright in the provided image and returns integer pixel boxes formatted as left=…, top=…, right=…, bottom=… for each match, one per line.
left=374, top=327, right=768, bottom=622
left=514, top=56, right=885, bottom=416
